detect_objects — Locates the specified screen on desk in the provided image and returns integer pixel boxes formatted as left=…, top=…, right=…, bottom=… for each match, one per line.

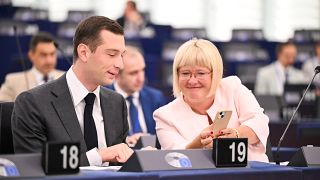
left=283, top=84, right=318, bottom=120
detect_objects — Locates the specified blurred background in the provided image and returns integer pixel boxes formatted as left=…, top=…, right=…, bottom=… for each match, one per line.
left=1, top=0, right=320, bottom=157
left=0, top=0, right=319, bottom=100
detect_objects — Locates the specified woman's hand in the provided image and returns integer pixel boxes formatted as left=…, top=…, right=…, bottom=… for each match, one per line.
left=217, top=128, right=239, bottom=138
left=199, top=130, right=214, bottom=149
left=218, top=126, right=259, bottom=145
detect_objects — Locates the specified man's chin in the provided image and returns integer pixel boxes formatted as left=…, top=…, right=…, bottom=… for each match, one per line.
left=103, top=79, right=114, bottom=86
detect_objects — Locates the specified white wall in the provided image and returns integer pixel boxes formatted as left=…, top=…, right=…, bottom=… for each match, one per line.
left=264, top=0, right=320, bottom=42
left=11, top=0, right=320, bottom=41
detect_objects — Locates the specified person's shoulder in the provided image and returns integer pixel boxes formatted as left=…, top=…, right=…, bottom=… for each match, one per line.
left=220, top=76, right=242, bottom=85
left=218, top=76, right=244, bottom=93
left=259, top=62, right=274, bottom=72
left=53, top=69, right=66, bottom=75
left=153, top=98, right=181, bottom=115
left=4, top=71, right=28, bottom=80
left=26, top=75, right=65, bottom=95
left=15, top=83, right=50, bottom=103
left=100, top=86, right=123, bottom=99
left=255, top=63, right=275, bottom=78
left=142, top=85, right=164, bottom=96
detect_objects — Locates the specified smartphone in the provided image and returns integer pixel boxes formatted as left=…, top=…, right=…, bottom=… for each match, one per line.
left=211, top=110, right=232, bottom=135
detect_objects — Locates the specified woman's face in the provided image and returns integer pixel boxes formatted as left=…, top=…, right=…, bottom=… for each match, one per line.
left=178, top=65, right=212, bottom=103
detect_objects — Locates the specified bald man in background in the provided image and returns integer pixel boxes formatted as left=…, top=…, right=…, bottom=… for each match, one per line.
left=108, top=46, right=167, bottom=146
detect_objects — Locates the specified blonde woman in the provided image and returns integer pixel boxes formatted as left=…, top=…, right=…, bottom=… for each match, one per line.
left=153, top=38, right=269, bottom=162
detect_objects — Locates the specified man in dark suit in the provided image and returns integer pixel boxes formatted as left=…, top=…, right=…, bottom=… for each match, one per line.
left=11, top=16, right=133, bottom=166
left=108, top=46, right=167, bottom=146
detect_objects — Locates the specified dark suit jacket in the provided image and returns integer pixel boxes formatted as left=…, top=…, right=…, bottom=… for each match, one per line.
left=108, top=84, right=167, bottom=134
left=12, top=75, right=128, bottom=166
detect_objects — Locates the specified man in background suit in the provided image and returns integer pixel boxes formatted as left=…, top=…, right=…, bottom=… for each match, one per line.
left=108, top=45, right=167, bottom=146
left=0, top=32, right=64, bottom=101
left=116, top=0, right=146, bottom=38
left=255, top=42, right=306, bottom=95
left=12, top=16, right=133, bottom=166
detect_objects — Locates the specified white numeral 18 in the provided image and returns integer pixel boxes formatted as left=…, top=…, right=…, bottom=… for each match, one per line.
left=229, top=142, right=246, bottom=162
left=60, top=145, right=79, bottom=169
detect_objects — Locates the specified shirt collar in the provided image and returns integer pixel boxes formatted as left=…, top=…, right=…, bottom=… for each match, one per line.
left=114, top=81, right=139, bottom=99
left=31, top=66, right=54, bottom=83
left=275, top=61, right=286, bottom=72
left=66, top=66, right=100, bottom=107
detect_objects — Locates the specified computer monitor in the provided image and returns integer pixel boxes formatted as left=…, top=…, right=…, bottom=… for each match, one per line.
left=256, top=95, right=282, bottom=122
left=283, top=84, right=318, bottom=120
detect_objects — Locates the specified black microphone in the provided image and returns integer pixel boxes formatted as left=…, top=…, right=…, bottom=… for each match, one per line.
left=275, top=66, right=320, bottom=165
left=54, top=42, right=72, bottom=65
left=13, top=25, right=30, bottom=90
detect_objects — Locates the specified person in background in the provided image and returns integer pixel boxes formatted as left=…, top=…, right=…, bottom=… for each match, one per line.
left=108, top=45, right=167, bottom=146
left=153, top=38, right=269, bottom=162
left=12, top=16, right=133, bottom=166
left=302, top=41, right=320, bottom=95
left=0, top=32, right=64, bottom=101
left=255, top=42, right=306, bottom=96
left=116, top=0, right=146, bottom=38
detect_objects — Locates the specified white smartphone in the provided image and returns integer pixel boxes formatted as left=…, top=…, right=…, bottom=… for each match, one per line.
left=211, top=110, right=232, bottom=135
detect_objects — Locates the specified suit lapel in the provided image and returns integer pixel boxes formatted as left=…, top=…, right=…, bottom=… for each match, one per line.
left=100, top=89, right=113, bottom=146
left=50, top=75, right=87, bottom=151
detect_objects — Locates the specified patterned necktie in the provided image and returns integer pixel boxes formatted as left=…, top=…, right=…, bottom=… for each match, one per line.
left=127, top=96, right=142, bottom=134
left=84, top=93, right=98, bottom=150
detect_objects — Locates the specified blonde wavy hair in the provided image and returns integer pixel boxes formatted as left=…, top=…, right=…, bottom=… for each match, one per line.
left=172, top=38, right=223, bottom=98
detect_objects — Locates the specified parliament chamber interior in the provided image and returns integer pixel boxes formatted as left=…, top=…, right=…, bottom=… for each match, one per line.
left=0, top=0, right=320, bottom=179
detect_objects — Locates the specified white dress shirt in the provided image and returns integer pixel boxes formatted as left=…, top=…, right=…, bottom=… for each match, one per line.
left=114, top=82, right=148, bottom=134
left=32, top=66, right=55, bottom=85
left=274, top=61, right=287, bottom=94
left=66, top=67, right=108, bottom=166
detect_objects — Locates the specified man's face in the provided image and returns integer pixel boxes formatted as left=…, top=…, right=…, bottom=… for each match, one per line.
left=28, top=42, right=57, bottom=75
left=85, top=30, right=126, bottom=87
left=278, top=44, right=297, bottom=67
left=117, top=51, right=145, bottom=95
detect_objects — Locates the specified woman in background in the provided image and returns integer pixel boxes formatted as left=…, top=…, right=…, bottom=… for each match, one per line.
left=153, top=38, right=269, bottom=162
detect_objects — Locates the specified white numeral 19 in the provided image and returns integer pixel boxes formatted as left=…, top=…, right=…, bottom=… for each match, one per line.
left=229, top=142, right=246, bottom=162
left=60, top=145, right=79, bottom=169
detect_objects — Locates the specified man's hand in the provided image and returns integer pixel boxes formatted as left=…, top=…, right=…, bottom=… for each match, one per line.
left=126, top=132, right=146, bottom=147
left=97, top=143, right=134, bottom=163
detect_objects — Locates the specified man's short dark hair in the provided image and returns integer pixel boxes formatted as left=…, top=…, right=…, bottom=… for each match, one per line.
left=29, top=32, right=55, bottom=52
left=73, top=16, right=124, bottom=61
left=127, top=1, right=137, bottom=10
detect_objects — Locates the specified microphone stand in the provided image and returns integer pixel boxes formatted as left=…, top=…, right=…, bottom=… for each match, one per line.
left=13, top=26, right=30, bottom=90
left=275, top=67, right=320, bottom=165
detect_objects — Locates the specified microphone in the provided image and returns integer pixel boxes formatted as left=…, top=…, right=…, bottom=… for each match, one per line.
left=13, top=25, right=30, bottom=90
left=275, top=66, right=320, bottom=165
left=54, top=42, right=72, bottom=65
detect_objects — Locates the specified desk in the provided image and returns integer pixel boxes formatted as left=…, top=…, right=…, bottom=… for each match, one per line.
left=294, top=166, right=320, bottom=180
left=26, top=162, right=306, bottom=180
left=157, top=162, right=301, bottom=180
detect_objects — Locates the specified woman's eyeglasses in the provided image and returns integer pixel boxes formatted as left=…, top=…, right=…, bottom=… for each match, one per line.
left=178, top=71, right=211, bottom=80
